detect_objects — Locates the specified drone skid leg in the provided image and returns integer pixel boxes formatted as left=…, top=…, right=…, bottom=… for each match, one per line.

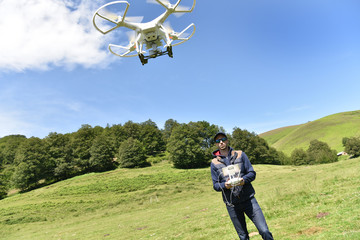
left=138, top=54, right=148, bottom=65
left=167, top=46, right=173, bottom=58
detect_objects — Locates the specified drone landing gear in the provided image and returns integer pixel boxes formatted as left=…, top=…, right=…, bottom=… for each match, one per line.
left=139, top=54, right=148, bottom=65
left=138, top=46, right=173, bottom=65
left=167, top=46, right=173, bottom=58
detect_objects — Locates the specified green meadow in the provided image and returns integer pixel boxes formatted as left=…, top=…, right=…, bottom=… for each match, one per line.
left=1, top=157, right=359, bottom=239
left=260, top=110, right=360, bottom=155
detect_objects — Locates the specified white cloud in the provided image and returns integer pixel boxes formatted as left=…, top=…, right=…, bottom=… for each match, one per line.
left=0, top=0, right=114, bottom=72
left=0, top=110, right=40, bottom=137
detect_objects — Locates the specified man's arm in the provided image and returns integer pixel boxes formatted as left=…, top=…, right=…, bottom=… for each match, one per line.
left=241, top=152, right=256, bottom=184
left=210, top=163, right=226, bottom=191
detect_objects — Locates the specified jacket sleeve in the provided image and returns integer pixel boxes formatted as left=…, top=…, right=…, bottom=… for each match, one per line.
left=241, top=152, right=256, bottom=184
left=210, top=162, right=225, bottom=192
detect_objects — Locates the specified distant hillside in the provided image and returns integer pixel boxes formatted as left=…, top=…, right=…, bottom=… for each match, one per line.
left=260, top=110, right=360, bottom=155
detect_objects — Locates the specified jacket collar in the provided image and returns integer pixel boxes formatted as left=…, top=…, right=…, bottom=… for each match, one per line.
left=212, top=147, right=233, bottom=158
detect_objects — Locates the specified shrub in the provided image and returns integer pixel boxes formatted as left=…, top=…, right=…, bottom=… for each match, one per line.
left=343, top=137, right=360, bottom=158
left=307, top=140, right=337, bottom=164
left=291, top=148, right=308, bottom=165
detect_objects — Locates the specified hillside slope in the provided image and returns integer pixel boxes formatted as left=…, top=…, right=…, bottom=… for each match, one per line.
left=260, top=110, right=360, bottom=155
left=1, top=158, right=360, bottom=239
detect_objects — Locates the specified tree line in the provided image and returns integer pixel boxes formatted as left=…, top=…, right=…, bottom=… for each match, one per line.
left=0, top=119, right=347, bottom=199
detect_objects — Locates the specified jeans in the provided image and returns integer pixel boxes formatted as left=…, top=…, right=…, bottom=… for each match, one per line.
left=226, top=197, right=273, bottom=240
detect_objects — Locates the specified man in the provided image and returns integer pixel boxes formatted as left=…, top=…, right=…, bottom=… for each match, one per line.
left=210, top=132, right=273, bottom=240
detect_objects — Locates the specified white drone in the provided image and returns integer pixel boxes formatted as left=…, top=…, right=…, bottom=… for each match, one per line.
left=92, top=0, right=196, bottom=65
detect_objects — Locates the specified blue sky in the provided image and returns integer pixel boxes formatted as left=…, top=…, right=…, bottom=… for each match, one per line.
left=0, top=0, right=359, bottom=138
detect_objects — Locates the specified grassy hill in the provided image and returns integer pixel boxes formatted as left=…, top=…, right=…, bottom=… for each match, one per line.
left=1, top=158, right=360, bottom=240
left=260, top=110, right=360, bottom=155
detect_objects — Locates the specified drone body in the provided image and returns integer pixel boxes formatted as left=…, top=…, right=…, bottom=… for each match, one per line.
left=92, top=0, right=196, bottom=65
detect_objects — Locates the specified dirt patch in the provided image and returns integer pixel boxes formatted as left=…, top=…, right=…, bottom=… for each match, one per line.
left=7, top=189, right=20, bottom=196
left=136, top=226, right=148, bottom=230
left=298, top=226, right=324, bottom=235
left=249, top=232, right=259, bottom=237
left=316, top=212, right=330, bottom=218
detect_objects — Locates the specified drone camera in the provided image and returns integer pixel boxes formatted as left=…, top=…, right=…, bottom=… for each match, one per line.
left=145, top=32, right=158, bottom=41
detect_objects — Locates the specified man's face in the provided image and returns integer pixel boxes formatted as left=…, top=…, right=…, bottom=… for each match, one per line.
left=215, top=134, right=228, bottom=150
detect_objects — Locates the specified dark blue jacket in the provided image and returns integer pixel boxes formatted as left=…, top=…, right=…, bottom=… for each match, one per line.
left=210, top=147, right=256, bottom=204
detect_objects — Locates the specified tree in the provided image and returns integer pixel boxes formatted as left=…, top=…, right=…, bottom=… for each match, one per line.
left=291, top=148, right=308, bottom=165
left=116, top=137, right=149, bottom=168
left=139, top=119, right=166, bottom=156
left=11, top=137, right=49, bottom=190
left=163, top=119, right=179, bottom=143
left=343, top=137, right=360, bottom=158
left=0, top=151, right=4, bottom=167
left=307, top=139, right=337, bottom=164
left=0, top=135, right=27, bottom=165
left=123, top=121, right=141, bottom=140
left=104, top=124, right=126, bottom=152
left=71, top=124, right=99, bottom=173
left=0, top=164, right=14, bottom=198
left=167, top=123, right=211, bottom=169
left=44, top=132, right=74, bottom=180
left=89, top=134, right=117, bottom=171
left=0, top=173, right=7, bottom=199
left=189, top=121, right=222, bottom=152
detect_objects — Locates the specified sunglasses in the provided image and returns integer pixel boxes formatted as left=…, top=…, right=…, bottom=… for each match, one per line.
left=215, top=137, right=227, bottom=143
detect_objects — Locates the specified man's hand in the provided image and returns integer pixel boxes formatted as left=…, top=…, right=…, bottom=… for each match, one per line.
left=239, top=178, right=245, bottom=186
left=225, top=181, right=232, bottom=189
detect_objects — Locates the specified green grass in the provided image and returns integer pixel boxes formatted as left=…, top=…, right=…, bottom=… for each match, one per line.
left=260, top=110, right=360, bottom=155
left=1, top=158, right=360, bottom=239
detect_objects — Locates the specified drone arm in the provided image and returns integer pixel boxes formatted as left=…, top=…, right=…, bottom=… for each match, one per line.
left=159, top=26, right=173, bottom=46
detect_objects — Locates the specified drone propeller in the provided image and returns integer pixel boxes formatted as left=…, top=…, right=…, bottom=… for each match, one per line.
left=125, top=16, right=144, bottom=23
left=108, top=31, right=141, bottom=57
left=99, top=8, right=120, bottom=22
left=163, top=21, right=174, bottom=34
left=172, top=4, right=193, bottom=17
left=126, top=31, right=138, bottom=44
left=162, top=22, right=195, bottom=46
left=146, top=0, right=191, bottom=16
left=163, top=21, right=190, bottom=39
left=146, top=0, right=170, bottom=6
left=99, top=8, right=144, bottom=23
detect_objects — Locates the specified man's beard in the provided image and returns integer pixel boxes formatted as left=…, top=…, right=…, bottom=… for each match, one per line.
left=219, top=144, right=228, bottom=150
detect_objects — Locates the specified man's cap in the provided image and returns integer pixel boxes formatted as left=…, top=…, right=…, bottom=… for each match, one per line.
left=214, top=132, right=227, bottom=141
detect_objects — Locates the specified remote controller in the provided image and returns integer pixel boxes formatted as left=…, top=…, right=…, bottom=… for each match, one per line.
left=228, top=177, right=241, bottom=186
